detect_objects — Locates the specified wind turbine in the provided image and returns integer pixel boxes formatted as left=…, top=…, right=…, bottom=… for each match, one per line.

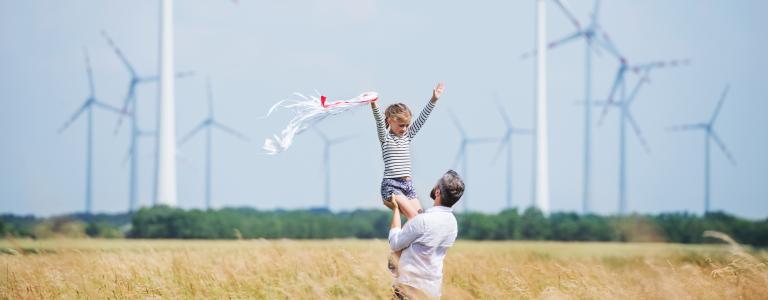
left=102, top=31, right=159, bottom=213
left=179, top=78, right=250, bottom=210
left=591, top=76, right=651, bottom=215
left=102, top=31, right=193, bottom=211
left=599, top=59, right=690, bottom=125
left=58, top=48, right=123, bottom=214
left=596, top=61, right=688, bottom=215
left=156, top=0, right=178, bottom=208
left=154, top=0, right=235, bottom=208
left=533, top=0, right=550, bottom=214
left=668, top=85, right=736, bottom=215
left=313, top=128, right=356, bottom=210
left=522, top=0, right=599, bottom=214
left=491, top=102, right=532, bottom=209
left=449, top=111, right=497, bottom=212
left=523, top=0, right=623, bottom=214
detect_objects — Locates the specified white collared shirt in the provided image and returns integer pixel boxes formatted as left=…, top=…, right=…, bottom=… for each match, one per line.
left=388, top=205, right=458, bottom=298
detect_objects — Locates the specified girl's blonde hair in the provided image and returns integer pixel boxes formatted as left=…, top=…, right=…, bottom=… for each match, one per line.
left=384, top=103, right=412, bottom=128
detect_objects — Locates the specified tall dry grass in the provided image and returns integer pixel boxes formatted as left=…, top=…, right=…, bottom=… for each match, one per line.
left=1, top=234, right=766, bottom=299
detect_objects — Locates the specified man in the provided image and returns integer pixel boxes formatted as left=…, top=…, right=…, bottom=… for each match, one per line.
left=384, top=170, right=465, bottom=299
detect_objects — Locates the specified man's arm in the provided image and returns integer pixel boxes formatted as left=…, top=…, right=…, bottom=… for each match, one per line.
left=407, top=82, right=444, bottom=138
left=384, top=199, right=424, bottom=251
left=371, top=102, right=387, bottom=143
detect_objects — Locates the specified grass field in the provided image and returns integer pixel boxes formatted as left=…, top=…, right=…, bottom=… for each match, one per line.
left=1, top=236, right=767, bottom=299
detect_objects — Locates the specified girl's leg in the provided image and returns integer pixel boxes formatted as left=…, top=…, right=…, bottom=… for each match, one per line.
left=410, top=197, right=423, bottom=215
left=393, top=194, right=420, bottom=220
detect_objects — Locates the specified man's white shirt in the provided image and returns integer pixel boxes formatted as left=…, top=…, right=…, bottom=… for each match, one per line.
left=388, top=205, right=457, bottom=298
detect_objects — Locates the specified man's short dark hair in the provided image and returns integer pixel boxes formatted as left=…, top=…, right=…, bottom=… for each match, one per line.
left=438, top=170, right=464, bottom=207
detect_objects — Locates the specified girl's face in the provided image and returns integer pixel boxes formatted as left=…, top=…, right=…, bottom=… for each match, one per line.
left=388, top=117, right=410, bottom=137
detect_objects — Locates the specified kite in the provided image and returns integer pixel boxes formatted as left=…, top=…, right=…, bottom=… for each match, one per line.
left=261, top=91, right=378, bottom=154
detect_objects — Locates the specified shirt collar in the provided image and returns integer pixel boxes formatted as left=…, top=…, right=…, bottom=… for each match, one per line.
left=425, top=205, right=453, bottom=213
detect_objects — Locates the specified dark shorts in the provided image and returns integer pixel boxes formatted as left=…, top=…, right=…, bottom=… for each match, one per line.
left=381, top=177, right=418, bottom=201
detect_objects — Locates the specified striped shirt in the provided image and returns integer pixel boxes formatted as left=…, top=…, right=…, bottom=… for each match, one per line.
left=372, top=101, right=436, bottom=178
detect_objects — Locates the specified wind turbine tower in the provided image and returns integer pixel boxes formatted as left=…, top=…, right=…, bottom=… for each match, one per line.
left=58, top=48, right=122, bottom=214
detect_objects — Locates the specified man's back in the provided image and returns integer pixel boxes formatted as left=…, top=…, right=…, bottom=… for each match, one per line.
left=389, top=206, right=457, bottom=298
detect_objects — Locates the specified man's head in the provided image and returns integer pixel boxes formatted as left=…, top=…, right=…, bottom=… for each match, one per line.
left=430, top=170, right=465, bottom=208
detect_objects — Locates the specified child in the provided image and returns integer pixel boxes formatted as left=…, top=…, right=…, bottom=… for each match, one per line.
left=371, top=83, right=444, bottom=278
left=371, top=82, right=444, bottom=219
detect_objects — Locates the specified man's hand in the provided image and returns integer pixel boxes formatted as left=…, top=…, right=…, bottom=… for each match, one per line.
left=383, top=198, right=399, bottom=211
left=431, top=82, right=445, bottom=103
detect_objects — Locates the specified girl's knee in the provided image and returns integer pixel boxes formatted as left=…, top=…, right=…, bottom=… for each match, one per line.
left=394, top=196, right=419, bottom=219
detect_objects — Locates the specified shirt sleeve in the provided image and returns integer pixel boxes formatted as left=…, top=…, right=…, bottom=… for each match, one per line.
left=406, top=101, right=436, bottom=139
left=388, top=215, right=426, bottom=251
left=372, top=105, right=387, bottom=144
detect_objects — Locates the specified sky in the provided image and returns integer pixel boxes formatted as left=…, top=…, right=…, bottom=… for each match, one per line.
left=1, top=0, right=766, bottom=219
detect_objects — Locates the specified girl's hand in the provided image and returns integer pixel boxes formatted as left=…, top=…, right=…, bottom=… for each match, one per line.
left=431, top=82, right=445, bottom=102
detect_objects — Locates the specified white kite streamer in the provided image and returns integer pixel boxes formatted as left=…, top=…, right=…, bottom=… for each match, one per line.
left=261, top=91, right=378, bottom=155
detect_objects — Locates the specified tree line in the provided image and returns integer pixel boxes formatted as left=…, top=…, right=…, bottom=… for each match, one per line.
left=2, top=206, right=766, bottom=246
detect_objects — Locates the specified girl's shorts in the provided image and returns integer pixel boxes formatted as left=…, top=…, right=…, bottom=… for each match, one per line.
left=381, top=177, right=418, bottom=201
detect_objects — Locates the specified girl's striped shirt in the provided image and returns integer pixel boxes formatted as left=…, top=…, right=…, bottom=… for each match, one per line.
left=372, top=101, right=436, bottom=178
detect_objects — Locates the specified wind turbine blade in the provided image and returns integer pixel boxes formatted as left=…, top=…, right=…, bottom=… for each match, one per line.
left=121, top=146, right=132, bottom=168
left=113, top=94, right=134, bottom=135
left=207, top=76, right=214, bottom=118
left=490, top=135, right=510, bottom=164
left=448, top=110, right=467, bottom=137
left=625, top=76, right=649, bottom=106
left=710, top=131, right=736, bottom=165
left=83, top=47, right=96, bottom=97
left=139, top=70, right=193, bottom=84
left=629, top=61, right=665, bottom=74
left=606, top=66, right=625, bottom=103
left=101, top=30, right=137, bottom=77
left=547, top=31, right=585, bottom=50
left=520, top=31, right=584, bottom=60
left=666, top=124, right=703, bottom=132
left=552, top=0, right=582, bottom=30
left=495, top=102, right=512, bottom=127
left=58, top=101, right=89, bottom=133
left=93, top=100, right=123, bottom=114
left=710, top=84, right=730, bottom=124
left=591, top=0, right=602, bottom=24
left=630, top=59, right=690, bottom=74
left=100, top=30, right=146, bottom=134
left=179, top=121, right=208, bottom=146
left=593, top=29, right=623, bottom=60
left=598, top=66, right=625, bottom=125
left=626, top=112, right=650, bottom=153
left=214, top=122, right=251, bottom=142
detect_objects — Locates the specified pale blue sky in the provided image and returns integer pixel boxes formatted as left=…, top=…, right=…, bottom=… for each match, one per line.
left=1, top=0, right=766, bottom=218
